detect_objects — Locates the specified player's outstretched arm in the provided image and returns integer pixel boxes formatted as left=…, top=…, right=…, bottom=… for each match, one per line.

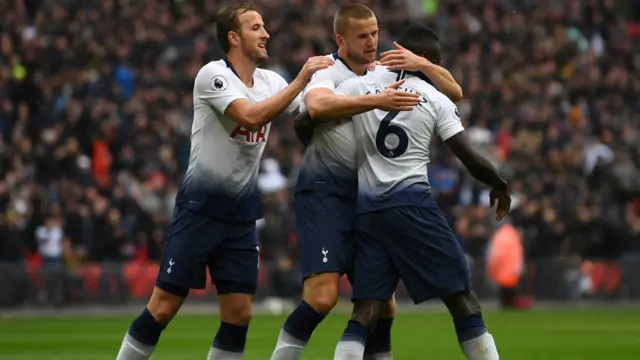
left=444, top=132, right=506, bottom=190
left=223, top=57, right=333, bottom=130
left=305, top=88, right=377, bottom=121
left=306, top=80, right=419, bottom=121
left=444, top=131, right=511, bottom=220
left=380, top=42, right=463, bottom=102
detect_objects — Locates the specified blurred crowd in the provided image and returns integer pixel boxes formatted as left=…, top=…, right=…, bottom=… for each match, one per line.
left=1, top=0, right=639, bottom=305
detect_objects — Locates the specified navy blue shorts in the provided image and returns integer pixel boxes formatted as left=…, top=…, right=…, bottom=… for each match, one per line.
left=295, top=190, right=356, bottom=281
left=156, top=205, right=259, bottom=295
left=352, top=205, right=471, bottom=304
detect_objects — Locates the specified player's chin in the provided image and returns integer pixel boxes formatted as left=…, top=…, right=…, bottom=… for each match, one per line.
left=362, top=52, right=377, bottom=64
left=255, top=50, right=269, bottom=64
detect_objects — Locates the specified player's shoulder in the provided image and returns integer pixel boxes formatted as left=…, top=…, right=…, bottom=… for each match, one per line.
left=323, top=53, right=337, bottom=61
left=197, top=60, right=232, bottom=78
left=195, top=60, right=236, bottom=92
left=317, top=53, right=353, bottom=78
left=423, top=86, right=458, bottom=118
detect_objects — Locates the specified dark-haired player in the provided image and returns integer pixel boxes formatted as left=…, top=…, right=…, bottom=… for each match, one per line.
left=333, top=25, right=510, bottom=360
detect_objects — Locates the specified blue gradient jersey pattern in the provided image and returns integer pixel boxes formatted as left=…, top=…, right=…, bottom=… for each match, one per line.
left=335, top=68, right=464, bottom=214
left=176, top=58, right=300, bottom=222
left=295, top=53, right=366, bottom=198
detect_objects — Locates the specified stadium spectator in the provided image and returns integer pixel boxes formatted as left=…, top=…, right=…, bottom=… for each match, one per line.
left=0, top=0, right=638, bottom=306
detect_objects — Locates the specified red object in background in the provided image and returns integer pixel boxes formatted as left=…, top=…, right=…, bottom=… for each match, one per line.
left=628, top=23, right=640, bottom=38
left=147, top=172, right=166, bottom=189
left=496, top=129, right=511, bottom=159
left=92, top=140, right=112, bottom=187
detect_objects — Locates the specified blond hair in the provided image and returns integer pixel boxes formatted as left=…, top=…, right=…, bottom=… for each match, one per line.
left=333, top=4, right=375, bottom=35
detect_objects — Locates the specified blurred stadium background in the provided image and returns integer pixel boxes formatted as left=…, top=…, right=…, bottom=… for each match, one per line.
left=1, top=0, right=640, bottom=359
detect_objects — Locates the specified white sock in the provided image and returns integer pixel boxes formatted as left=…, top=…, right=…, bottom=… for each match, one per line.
left=363, top=353, right=393, bottom=360
left=270, top=329, right=306, bottom=360
left=460, top=332, right=499, bottom=360
left=334, top=340, right=366, bottom=360
left=207, top=347, right=243, bottom=359
left=116, top=333, right=155, bottom=360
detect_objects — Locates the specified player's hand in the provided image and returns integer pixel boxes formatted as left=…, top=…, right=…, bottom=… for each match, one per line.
left=298, top=56, right=335, bottom=82
left=380, top=42, right=429, bottom=71
left=374, top=79, right=421, bottom=111
left=489, top=188, right=511, bottom=221
left=367, top=60, right=381, bottom=72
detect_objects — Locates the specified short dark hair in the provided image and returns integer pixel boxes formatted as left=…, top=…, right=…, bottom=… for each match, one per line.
left=397, top=25, right=442, bottom=65
left=333, top=4, right=375, bottom=35
left=216, top=3, right=259, bottom=53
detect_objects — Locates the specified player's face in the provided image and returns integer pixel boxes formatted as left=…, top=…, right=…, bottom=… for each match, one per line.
left=236, top=11, right=270, bottom=63
left=340, top=17, right=379, bottom=65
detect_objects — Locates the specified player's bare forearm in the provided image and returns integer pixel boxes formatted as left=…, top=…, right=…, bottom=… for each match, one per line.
left=420, top=63, right=463, bottom=103
left=228, top=77, right=307, bottom=130
left=305, top=89, right=378, bottom=122
left=444, top=132, right=507, bottom=190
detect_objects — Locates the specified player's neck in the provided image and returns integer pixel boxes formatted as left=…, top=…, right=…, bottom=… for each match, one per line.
left=337, top=48, right=367, bottom=76
left=225, top=51, right=257, bottom=87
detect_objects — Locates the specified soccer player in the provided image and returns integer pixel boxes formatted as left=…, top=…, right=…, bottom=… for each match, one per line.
left=332, top=25, right=511, bottom=360
left=271, top=4, right=464, bottom=360
left=115, top=4, right=333, bottom=360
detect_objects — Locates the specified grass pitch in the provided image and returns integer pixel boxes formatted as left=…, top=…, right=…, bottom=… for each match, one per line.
left=1, top=308, right=639, bottom=359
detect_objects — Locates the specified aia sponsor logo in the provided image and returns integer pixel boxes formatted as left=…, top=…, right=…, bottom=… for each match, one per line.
left=230, top=124, right=268, bottom=143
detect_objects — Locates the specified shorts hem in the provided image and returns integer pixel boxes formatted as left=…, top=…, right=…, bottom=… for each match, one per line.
left=412, top=284, right=471, bottom=305
left=156, top=280, right=191, bottom=297
left=301, top=269, right=345, bottom=283
left=215, top=280, right=257, bottom=295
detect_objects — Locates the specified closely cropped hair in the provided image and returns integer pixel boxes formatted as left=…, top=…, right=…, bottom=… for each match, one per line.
left=397, top=25, right=442, bottom=65
left=216, top=3, right=259, bottom=52
left=333, top=4, right=375, bottom=35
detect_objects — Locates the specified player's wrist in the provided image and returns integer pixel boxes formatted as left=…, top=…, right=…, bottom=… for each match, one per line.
left=492, top=180, right=508, bottom=191
left=419, top=59, right=437, bottom=74
left=369, top=93, right=386, bottom=109
left=291, top=76, right=311, bottom=95
left=292, top=75, right=309, bottom=87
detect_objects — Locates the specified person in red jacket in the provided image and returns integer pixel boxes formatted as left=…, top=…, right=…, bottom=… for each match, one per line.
left=487, top=221, right=523, bottom=308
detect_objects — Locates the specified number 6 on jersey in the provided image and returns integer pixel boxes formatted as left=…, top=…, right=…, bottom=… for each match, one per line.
left=375, top=110, right=408, bottom=158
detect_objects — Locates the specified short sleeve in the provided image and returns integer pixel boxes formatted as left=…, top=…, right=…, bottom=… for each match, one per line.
left=334, top=77, right=359, bottom=97
left=435, top=94, right=465, bottom=141
left=194, top=64, right=247, bottom=114
left=304, top=67, right=337, bottom=94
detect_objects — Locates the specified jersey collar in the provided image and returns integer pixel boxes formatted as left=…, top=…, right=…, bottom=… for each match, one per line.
left=390, top=69, right=434, bottom=86
left=222, top=56, right=240, bottom=78
left=332, top=52, right=368, bottom=75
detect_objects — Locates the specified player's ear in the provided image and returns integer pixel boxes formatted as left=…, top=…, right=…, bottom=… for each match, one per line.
left=335, top=34, right=345, bottom=48
left=228, top=31, right=240, bottom=47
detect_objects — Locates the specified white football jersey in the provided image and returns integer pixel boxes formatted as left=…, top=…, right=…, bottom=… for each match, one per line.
left=295, top=53, right=366, bottom=198
left=176, top=58, right=300, bottom=222
left=335, top=69, right=464, bottom=213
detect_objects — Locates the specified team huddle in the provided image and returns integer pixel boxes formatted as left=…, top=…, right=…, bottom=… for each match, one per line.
left=116, top=3, right=510, bottom=360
